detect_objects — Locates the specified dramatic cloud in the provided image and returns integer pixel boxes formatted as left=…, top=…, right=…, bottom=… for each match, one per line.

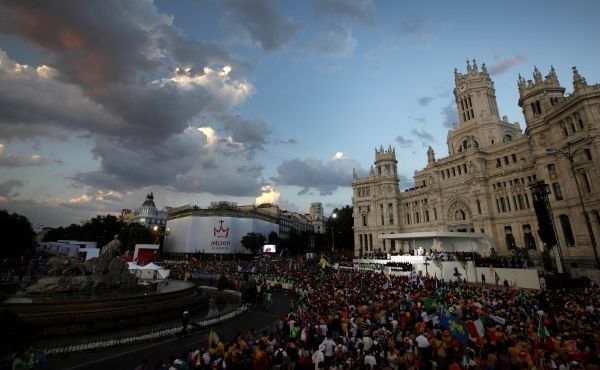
left=0, top=1, right=266, bottom=202
left=311, top=26, right=357, bottom=58
left=0, top=142, right=51, bottom=167
left=395, top=135, right=414, bottom=148
left=272, top=155, right=365, bottom=195
left=221, top=0, right=301, bottom=52
left=314, top=0, right=376, bottom=26
left=441, top=99, right=459, bottom=128
left=255, top=184, right=280, bottom=205
left=418, top=96, right=433, bottom=107
left=0, top=1, right=254, bottom=142
left=410, top=129, right=434, bottom=142
left=0, top=179, right=24, bottom=196
left=489, top=55, right=527, bottom=76
left=218, top=114, right=271, bottom=151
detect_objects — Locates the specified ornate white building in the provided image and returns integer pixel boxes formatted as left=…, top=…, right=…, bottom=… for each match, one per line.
left=130, top=192, right=168, bottom=228
left=352, top=61, right=600, bottom=275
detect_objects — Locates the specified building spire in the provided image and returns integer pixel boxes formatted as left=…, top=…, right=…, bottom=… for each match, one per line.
left=572, top=66, right=588, bottom=90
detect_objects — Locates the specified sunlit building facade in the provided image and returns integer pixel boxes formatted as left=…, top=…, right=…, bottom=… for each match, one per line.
left=353, top=61, right=600, bottom=276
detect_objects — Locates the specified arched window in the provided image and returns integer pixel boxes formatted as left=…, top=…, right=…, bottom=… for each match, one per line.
left=503, top=134, right=512, bottom=143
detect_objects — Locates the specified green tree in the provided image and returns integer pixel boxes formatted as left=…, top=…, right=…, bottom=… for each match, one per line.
left=80, top=214, right=125, bottom=247
left=0, top=210, right=35, bottom=258
left=119, top=223, right=154, bottom=251
left=326, top=205, right=354, bottom=253
left=240, top=232, right=266, bottom=254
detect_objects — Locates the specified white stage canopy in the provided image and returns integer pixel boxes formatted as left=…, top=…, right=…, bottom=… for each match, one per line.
left=379, top=231, right=494, bottom=255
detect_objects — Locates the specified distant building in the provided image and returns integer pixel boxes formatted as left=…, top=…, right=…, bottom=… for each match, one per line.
left=130, top=193, right=168, bottom=228
left=164, top=201, right=314, bottom=254
left=307, top=202, right=325, bottom=234
left=353, top=61, right=600, bottom=276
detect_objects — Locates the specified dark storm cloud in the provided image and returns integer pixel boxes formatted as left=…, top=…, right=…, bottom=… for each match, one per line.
left=395, top=135, right=413, bottom=148
left=218, top=114, right=271, bottom=150
left=410, top=129, right=434, bottom=142
left=272, top=157, right=365, bottom=196
left=489, top=55, right=527, bottom=76
left=0, top=0, right=252, bottom=142
left=0, top=179, right=24, bottom=195
left=221, top=0, right=302, bottom=52
left=75, top=130, right=208, bottom=189
left=314, top=0, right=376, bottom=26
left=0, top=1, right=263, bottom=198
left=441, top=99, right=458, bottom=128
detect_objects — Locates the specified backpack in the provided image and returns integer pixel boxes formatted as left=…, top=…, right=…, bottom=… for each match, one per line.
left=274, top=349, right=284, bottom=365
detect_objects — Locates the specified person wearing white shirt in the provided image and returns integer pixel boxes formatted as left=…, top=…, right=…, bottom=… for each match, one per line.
left=312, top=344, right=325, bottom=370
left=321, top=335, right=336, bottom=365
left=364, top=351, right=377, bottom=369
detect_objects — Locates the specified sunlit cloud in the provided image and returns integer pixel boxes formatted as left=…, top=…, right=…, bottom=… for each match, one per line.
left=255, top=184, right=280, bottom=205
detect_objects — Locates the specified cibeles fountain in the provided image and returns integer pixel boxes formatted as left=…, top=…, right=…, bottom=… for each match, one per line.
left=26, top=235, right=138, bottom=294
left=1, top=236, right=203, bottom=354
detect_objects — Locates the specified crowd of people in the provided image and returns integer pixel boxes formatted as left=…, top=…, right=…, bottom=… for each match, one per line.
left=137, top=258, right=598, bottom=370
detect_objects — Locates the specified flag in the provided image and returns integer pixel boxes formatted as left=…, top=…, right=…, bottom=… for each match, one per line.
left=383, top=269, right=391, bottom=281
left=439, top=310, right=468, bottom=346
left=490, top=315, right=506, bottom=325
left=538, top=317, right=549, bottom=339
left=320, top=255, right=331, bottom=267
left=465, top=319, right=485, bottom=341
left=208, top=328, right=220, bottom=346
left=423, top=297, right=436, bottom=311
left=494, top=271, right=500, bottom=285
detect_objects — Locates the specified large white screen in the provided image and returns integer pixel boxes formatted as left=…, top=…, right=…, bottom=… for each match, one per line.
left=165, top=216, right=279, bottom=254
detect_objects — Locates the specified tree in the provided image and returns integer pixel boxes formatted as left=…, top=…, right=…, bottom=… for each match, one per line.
left=80, top=214, right=125, bottom=248
left=0, top=210, right=35, bottom=258
left=240, top=232, right=266, bottom=254
left=326, top=205, right=354, bottom=253
left=119, top=223, right=154, bottom=251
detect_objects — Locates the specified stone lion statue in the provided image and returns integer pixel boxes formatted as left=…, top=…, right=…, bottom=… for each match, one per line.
left=100, top=234, right=122, bottom=257
left=47, top=256, right=87, bottom=276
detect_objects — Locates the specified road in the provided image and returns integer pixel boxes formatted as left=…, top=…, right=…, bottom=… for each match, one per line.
left=38, top=291, right=291, bottom=370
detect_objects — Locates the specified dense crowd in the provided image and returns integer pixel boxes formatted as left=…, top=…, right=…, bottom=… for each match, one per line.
left=141, top=258, right=598, bottom=370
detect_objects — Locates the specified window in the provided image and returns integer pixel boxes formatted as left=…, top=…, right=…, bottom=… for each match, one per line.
left=496, top=158, right=502, bottom=168
left=380, top=204, right=384, bottom=225
left=406, top=214, right=410, bottom=225
left=505, top=226, right=516, bottom=249
left=476, top=199, right=482, bottom=214
left=584, top=149, right=592, bottom=161
left=452, top=168, right=456, bottom=176
left=415, top=212, right=420, bottom=223
left=523, top=225, right=536, bottom=250
left=582, top=172, right=592, bottom=193
left=457, top=166, right=461, bottom=175
left=504, top=156, right=509, bottom=165
left=362, top=215, right=367, bottom=227
left=433, top=208, right=437, bottom=220
left=511, top=154, right=517, bottom=163
left=517, top=194, right=525, bottom=210
left=552, top=182, right=563, bottom=201
left=547, top=163, right=556, bottom=172
left=496, top=199, right=500, bottom=213
left=559, top=214, right=575, bottom=246
left=500, top=198, right=507, bottom=212
left=503, top=134, right=513, bottom=143
left=425, top=210, right=430, bottom=222
left=388, top=203, right=394, bottom=225
left=531, top=100, right=542, bottom=116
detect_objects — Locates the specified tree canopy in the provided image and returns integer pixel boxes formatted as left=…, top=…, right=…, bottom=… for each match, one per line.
left=0, top=210, right=35, bottom=258
left=240, top=232, right=266, bottom=254
left=325, top=205, right=354, bottom=253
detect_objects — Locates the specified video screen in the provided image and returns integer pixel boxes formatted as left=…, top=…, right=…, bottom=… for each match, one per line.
left=262, top=244, right=277, bottom=253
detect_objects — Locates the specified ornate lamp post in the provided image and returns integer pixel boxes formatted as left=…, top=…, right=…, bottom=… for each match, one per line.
left=547, top=140, right=600, bottom=269
left=331, top=212, right=337, bottom=253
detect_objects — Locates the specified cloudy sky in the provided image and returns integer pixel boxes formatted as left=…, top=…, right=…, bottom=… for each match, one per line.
left=1, top=0, right=599, bottom=228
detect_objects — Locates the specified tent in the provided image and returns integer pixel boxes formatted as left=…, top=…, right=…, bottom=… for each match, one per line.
left=127, top=262, right=143, bottom=277
left=139, top=262, right=169, bottom=280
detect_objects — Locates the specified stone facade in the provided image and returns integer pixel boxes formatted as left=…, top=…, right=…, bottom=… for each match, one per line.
left=352, top=61, right=600, bottom=273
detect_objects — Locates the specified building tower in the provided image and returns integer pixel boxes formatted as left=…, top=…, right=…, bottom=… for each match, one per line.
left=448, top=59, right=521, bottom=154
left=518, top=66, right=565, bottom=133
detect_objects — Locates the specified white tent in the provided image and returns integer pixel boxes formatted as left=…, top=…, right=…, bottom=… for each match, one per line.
left=127, top=262, right=143, bottom=277
left=139, top=262, right=169, bottom=280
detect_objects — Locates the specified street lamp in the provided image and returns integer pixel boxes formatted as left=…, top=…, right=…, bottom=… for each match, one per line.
left=331, top=212, right=337, bottom=253
left=547, top=140, right=600, bottom=269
